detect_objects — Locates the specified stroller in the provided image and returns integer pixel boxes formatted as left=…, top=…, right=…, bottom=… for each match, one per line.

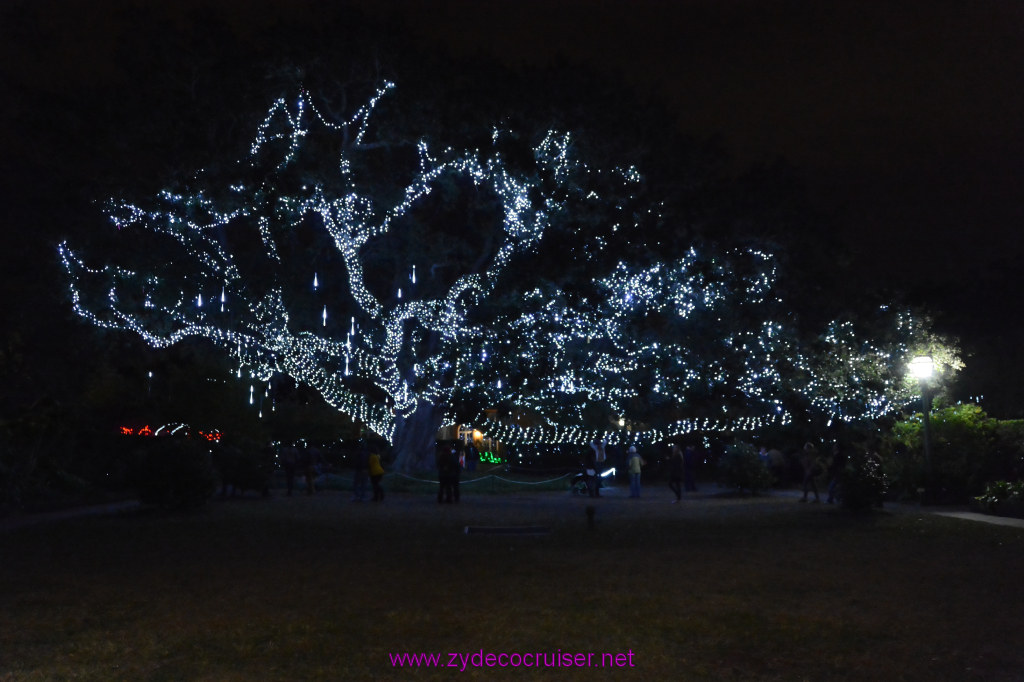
left=570, top=465, right=605, bottom=496
left=571, top=468, right=590, bottom=496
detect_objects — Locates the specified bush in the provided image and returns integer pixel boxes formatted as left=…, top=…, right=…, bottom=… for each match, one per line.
left=885, top=403, right=1024, bottom=503
left=839, top=450, right=888, bottom=512
left=0, top=405, right=72, bottom=513
left=127, top=437, right=217, bottom=510
left=993, top=420, right=1024, bottom=481
left=974, top=480, right=1024, bottom=518
left=211, top=443, right=274, bottom=496
left=717, top=442, right=773, bottom=495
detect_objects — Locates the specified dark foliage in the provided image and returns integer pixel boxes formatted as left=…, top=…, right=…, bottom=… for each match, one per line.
left=211, top=443, right=275, bottom=497
left=127, top=437, right=217, bottom=510
left=974, top=480, right=1024, bottom=519
left=887, top=404, right=1024, bottom=503
left=717, top=442, right=773, bottom=495
left=838, top=450, right=888, bottom=512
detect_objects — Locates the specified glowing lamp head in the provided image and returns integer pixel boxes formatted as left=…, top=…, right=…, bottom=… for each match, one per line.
left=909, top=356, right=934, bottom=380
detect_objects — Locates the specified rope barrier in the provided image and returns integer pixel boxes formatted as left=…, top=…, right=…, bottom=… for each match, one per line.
left=389, top=472, right=574, bottom=486
left=490, top=473, right=574, bottom=486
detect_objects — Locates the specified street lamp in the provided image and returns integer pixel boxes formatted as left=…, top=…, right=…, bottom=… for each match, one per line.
left=909, top=355, right=934, bottom=502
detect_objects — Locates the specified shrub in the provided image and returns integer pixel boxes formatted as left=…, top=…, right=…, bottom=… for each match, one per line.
left=127, top=437, right=217, bottom=510
left=839, top=450, right=888, bottom=512
left=974, top=480, right=1024, bottom=517
left=0, top=405, right=72, bottom=512
left=211, top=443, right=274, bottom=496
left=885, top=403, right=1024, bottom=503
left=992, top=420, right=1024, bottom=482
left=717, top=442, right=773, bottom=495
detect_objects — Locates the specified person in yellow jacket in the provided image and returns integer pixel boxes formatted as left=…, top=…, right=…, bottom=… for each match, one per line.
left=627, top=445, right=646, bottom=498
left=368, top=451, right=385, bottom=502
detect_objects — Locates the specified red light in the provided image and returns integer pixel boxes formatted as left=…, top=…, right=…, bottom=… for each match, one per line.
left=198, top=430, right=221, bottom=442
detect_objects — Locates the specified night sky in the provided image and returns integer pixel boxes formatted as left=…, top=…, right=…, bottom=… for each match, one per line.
left=2, top=0, right=1023, bottom=414
left=372, top=0, right=1024, bottom=286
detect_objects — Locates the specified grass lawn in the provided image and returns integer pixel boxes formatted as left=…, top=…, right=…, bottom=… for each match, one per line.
left=1, top=481, right=1023, bottom=681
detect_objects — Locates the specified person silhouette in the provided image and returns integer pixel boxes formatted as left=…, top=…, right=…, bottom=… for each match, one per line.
left=627, top=446, right=646, bottom=498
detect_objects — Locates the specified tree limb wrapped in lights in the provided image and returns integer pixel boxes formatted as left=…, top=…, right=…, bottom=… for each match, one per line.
left=59, top=82, right=949, bottom=469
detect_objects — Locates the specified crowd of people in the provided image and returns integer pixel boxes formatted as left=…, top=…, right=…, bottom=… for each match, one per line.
left=271, top=436, right=860, bottom=506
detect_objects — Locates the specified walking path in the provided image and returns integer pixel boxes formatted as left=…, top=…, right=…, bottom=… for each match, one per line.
left=3, top=487, right=1024, bottom=531
left=930, top=510, right=1024, bottom=529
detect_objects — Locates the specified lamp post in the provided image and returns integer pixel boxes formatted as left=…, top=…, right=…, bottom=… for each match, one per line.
left=909, top=356, right=934, bottom=502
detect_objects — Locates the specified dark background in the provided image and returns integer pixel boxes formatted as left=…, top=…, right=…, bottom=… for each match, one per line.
left=2, top=0, right=1023, bottom=419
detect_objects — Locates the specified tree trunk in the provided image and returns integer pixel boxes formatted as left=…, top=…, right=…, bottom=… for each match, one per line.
left=390, top=402, right=445, bottom=472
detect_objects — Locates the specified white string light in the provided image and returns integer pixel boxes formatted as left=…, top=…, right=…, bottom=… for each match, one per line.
left=59, top=82, right=935, bottom=448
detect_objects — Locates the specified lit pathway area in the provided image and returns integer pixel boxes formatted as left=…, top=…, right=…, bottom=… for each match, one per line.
left=930, top=510, right=1024, bottom=529
left=3, top=481, right=1023, bottom=531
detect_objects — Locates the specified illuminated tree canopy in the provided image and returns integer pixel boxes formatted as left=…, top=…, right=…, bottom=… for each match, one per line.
left=60, top=83, right=951, bottom=469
